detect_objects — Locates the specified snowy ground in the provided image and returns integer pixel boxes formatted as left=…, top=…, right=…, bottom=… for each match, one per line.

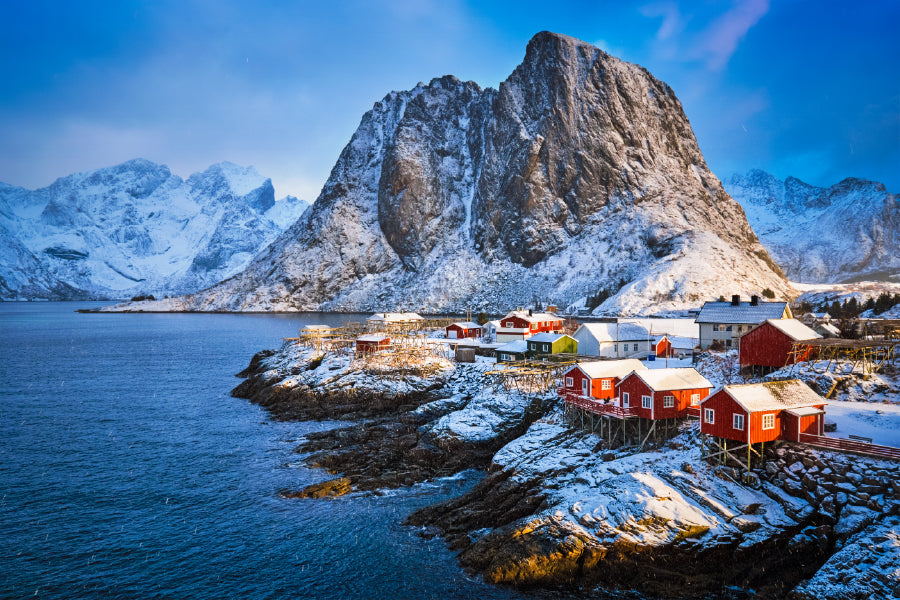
left=824, top=402, right=900, bottom=446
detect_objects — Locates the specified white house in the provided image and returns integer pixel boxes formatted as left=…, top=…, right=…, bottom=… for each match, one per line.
left=572, top=322, right=651, bottom=358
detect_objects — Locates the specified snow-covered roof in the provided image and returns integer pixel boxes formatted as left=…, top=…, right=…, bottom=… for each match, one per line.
left=574, top=359, right=647, bottom=380
left=367, top=312, right=424, bottom=322
left=764, top=319, right=821, bottom=341
left=695, top=301, right=788, bottom=324
left=705, top=380, right=826, bottom=412
left=304, top=324, right=333, bottom=330
left=495, top=340, right=528, bottom=353
left=486, top=320, right=501, bottom=327
left=449, top=321, right=481, bottom=329
left=357, top=334, right=390, bottom=342
left=785, top=406, right=826, bottom=417
left=502, top=310, right=563, bottom=324
left=574, top=322, right=649, bottom=343
left=628, top=368, right=712, bottom=392
left=653, top=335, right=697, bottom=349
left=528, top=332, right=574, bottom=343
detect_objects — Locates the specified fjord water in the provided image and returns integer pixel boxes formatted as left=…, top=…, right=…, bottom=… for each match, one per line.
left=0, top=303, right=535, bottom=599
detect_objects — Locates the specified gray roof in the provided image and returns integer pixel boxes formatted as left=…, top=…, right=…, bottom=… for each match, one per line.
left=695, top=301, right=787, bottom=325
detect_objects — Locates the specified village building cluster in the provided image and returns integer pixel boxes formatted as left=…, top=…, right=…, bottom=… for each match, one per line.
left=295, top=296, right=899, bottom=470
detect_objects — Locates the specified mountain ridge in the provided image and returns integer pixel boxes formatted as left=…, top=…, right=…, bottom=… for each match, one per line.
left=0, top=159, right=308, bottom=300
left=725, top=169, right=899, bottom=283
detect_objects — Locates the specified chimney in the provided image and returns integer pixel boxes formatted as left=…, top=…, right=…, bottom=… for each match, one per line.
left=528, top=309, right=533, bottom=316
left=731, top=294, right=740, bottom=306
left=750, top=295, right=759, bottom=306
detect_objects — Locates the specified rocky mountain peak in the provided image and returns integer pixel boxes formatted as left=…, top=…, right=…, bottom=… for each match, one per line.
left=123, top=33, right=789, bottom=315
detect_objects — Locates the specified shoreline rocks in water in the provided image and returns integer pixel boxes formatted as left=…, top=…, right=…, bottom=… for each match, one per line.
left=233, top=343, right=900, bottom=599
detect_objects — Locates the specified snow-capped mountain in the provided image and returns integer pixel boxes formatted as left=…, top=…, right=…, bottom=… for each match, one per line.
left=113, top=32, right=789, bottom=315
left=0, top=159, right=308, bottom=300
left=726, top=170, right=900, bottom=283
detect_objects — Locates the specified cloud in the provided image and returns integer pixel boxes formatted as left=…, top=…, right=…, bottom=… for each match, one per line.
left=696, top=0, right=769, bottom=70
left=640, top=1, right=684, bottom=41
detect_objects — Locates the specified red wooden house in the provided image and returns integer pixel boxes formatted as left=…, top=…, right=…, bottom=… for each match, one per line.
left=559, top=359, right=646, bottom=401
left=651, top=335, right=674, bottom=358
left=446, top=321, right=482, bottom=339
left=615, top=368, right=712, bottom=420
left=739, top=319, right=820, bottom=374
left=699, top=380, right=826, bottom=444
left=496, top=310, right=564, bottom=342
left=356, top=334, right=391, bottom=354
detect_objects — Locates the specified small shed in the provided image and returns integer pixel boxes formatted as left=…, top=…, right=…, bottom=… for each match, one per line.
left=616, top=368, right=712, bottom=419
left=446, top=321, right=482, bottom=339
left=495, top=340, right=528, bottom=362
left=739, top=319, right=821, bottom=373
left=526, top=333, right=577, bottom=357
left=356, top=334, right=391, bottom=354
left=455, top=346, right=477, bottom=363
left=560, top=359, right=646, bottom=400
left=699, top=380, right=826, bottom=444
left=651, top=335, right=673, bottom=358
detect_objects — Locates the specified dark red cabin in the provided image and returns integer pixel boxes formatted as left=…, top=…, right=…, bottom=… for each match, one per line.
left=699, top=380, right=826, bottom=444
left=446, top=322, right=482, bottom=339
left=739, top=319, right=820, bottom=372
left=615, top=368, right=712, bottom=420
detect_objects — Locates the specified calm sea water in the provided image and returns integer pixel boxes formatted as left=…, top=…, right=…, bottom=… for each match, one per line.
left=0, top=303, right=542, bottom=600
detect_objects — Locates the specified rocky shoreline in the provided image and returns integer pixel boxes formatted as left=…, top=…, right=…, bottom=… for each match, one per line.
left=233, top=342, right=900, bottom=599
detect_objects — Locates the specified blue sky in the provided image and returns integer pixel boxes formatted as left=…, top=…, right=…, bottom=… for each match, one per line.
left=1, top=0, right=897, bottom=200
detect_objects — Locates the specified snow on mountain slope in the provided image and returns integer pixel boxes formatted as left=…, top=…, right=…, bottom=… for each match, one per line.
left=726, top=170, right=900, bottom=283
left=111, top=32, right=789, bottom=315
left=0, top=159, right=308, bottom=299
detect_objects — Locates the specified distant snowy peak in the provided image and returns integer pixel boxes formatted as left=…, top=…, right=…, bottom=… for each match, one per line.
left=0, top=159, right=308, bottom=300
left=726, top=170, right=900, bottom=283
left=134, top=31, right=789, bottom=315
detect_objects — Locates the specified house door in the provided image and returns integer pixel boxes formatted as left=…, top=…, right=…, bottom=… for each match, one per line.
left=622, top=392, right=629, bottom=407
left=582, top=379, right=589, bottom=397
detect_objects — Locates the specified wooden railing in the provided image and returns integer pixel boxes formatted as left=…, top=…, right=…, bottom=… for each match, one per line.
left=798, top=433, right=900, bottom=460
left=561, top=392, right=638, bottom=418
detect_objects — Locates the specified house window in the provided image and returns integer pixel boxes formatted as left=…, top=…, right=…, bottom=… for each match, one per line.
left=642, top=395, right=652, bottom=409
left=713, top=324, right=720, bottom=332
left=543, top=343, right=550, bottom=352
left=663, top=395, right=674, bottom=408
left=601, top=380, right=611, bottom=390
left=501, top=353, right=511, bottom=361
left=633, top=343, right=638, bottom=351
left=690, top=393, right=701, bottom=406
left=733, top=414, right=745, bottom=430
left=531, top=323, right=537, bottom=330
left=726, top=325, right=733, bottom=332
left=565, top=377, right=573, bottom=387
left=762, top=414, right=775, bottom=430
left=704, top=408, right=714, bottom=424
left=622, top=392, right=629, bottom=407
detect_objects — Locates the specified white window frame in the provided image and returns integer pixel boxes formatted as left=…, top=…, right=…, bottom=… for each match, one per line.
left=601, top=379, right=611, bottom=390
left=622, top=392, right=630, bottom=407
left=704, top=408, right=714, bottom=424
left=642, top=395, right=652, bottom=409
left=762, top=414, right=775, bottom=430
left=733, top=413, right=745, bottom=430
left=663, top=395, right=674, bottom=408
left=690, top=393, right=701, bottom=406
left=543, top=343, right=550, bottom=352
left=565, top=377, right=573, bottom=387
left=633, top=343, right=639, bottom=351
left=501, top=353, right=511, bottom=361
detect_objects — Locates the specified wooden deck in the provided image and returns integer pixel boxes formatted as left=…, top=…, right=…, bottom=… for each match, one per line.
left=798, top=433, right=900, bottom=461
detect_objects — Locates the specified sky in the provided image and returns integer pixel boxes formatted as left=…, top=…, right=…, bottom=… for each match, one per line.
left=1, top=0, right=898, bottom=201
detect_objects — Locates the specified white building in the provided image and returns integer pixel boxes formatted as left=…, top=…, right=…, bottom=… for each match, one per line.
left=572, top=322, right=651, bottom=358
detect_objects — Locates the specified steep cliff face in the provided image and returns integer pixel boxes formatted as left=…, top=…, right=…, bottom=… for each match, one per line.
left=726, top=170, right=900, bottom=283
left=141, top=32, right=789, bottom=315
left=0, top=160, right=308, bottom=300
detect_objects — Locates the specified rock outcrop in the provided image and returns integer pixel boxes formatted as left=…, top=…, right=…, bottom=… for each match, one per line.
left=133, top=32, right=788, bottom=316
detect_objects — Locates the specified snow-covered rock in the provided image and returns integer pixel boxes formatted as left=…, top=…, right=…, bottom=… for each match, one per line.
left=122, top=32, right=788, bottom=315
left=726, top=170, right=900, bottom=284
left=0, top=159, right=308, bottom=299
